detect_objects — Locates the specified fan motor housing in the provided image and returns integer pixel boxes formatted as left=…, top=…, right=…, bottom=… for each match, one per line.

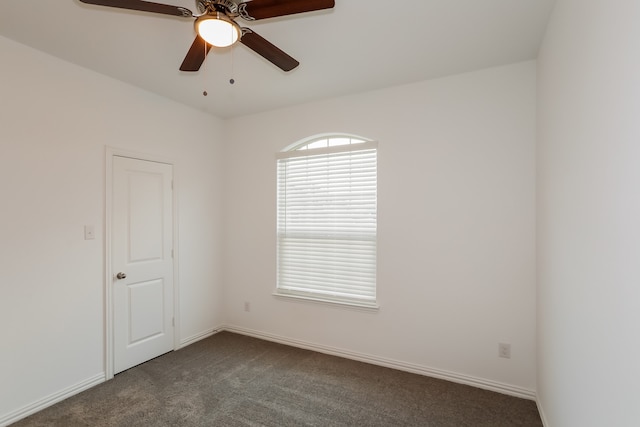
left=197, top=0, right=237, bottom=15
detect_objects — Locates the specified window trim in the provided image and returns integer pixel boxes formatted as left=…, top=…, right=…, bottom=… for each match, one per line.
left=275, top=137, right=379, bottom=310
left=272, top=290, right=380, bottom=311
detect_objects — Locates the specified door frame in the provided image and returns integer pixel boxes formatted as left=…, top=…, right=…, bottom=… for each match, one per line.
left=104, top=146, right=180, bottom=380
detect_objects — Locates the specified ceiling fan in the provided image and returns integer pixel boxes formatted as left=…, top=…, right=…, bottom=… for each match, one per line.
left=78, top=0, right=335, bottom=72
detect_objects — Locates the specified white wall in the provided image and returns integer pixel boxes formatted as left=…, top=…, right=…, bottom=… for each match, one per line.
left=0, top=36, right=225, bottom=423
left=223, top=61, right=537, bottom=395
left=537, top=1, right=640, bottom=425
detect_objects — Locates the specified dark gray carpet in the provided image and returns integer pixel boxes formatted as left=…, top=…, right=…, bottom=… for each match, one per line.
left=13, top=332, right=542, bottom=426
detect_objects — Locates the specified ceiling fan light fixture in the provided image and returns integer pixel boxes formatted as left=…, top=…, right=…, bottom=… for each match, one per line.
left=195, top=12, right=240, bottom=48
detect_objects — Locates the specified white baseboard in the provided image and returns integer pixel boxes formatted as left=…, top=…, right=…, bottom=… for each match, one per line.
left=0, top=373, right=105, bottom=427
left=178, top=326, right=223, bottom=349
left=537, top=396, right=550, bottom=427
left=223, top=325, right=537, bottom=401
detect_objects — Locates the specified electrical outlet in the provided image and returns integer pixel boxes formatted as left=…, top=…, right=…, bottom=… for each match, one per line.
left=498, top=343, right=511, bottom=359
left=244, top=302, right=250, bottom=312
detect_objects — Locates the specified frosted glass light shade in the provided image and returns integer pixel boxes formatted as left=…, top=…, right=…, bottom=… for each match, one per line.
left=195, top=13, right=240, bottom=48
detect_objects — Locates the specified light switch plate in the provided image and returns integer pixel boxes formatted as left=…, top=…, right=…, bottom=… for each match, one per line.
left=84, top=225, right=95, bottom=240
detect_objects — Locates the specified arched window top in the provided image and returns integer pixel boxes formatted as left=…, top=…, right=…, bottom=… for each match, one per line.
left=283, top=133, right=371, bottom=152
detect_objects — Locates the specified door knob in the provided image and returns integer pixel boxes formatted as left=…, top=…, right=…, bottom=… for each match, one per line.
left=116, top=272, right=127, bottom=280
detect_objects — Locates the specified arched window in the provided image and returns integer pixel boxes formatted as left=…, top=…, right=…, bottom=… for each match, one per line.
left=276, top=134, right=378, bottom=307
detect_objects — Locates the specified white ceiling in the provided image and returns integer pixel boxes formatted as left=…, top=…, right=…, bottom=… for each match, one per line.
left=0, top=0, right=555, bottom=118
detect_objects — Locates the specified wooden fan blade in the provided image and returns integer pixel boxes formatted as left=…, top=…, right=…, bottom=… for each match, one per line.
left=79, top=0, right=193, bottom=17
left=238, top=0, right=334, bottom=20
left=240, top=29, right=299, bottom=71
left=180, top=36, right=212, bottom=72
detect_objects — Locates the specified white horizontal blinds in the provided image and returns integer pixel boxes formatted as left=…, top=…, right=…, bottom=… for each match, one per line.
left=277, top=141, right=377, bottom=304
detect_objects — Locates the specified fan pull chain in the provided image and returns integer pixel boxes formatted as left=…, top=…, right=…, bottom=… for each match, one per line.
left=229, top=35, right=235, bottom=85
left=203, top=41, right=209, bottom=96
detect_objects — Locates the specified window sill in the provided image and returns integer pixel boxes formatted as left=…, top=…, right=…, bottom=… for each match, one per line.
left=272, top=291, right=380, bottom=312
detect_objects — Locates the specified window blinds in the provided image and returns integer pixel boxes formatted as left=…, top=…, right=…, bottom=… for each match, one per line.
left=276, top=142, right=377, bottom=306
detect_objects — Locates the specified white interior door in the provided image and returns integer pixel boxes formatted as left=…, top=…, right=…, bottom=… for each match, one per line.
left=112, top=156, right=174, bottom=374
